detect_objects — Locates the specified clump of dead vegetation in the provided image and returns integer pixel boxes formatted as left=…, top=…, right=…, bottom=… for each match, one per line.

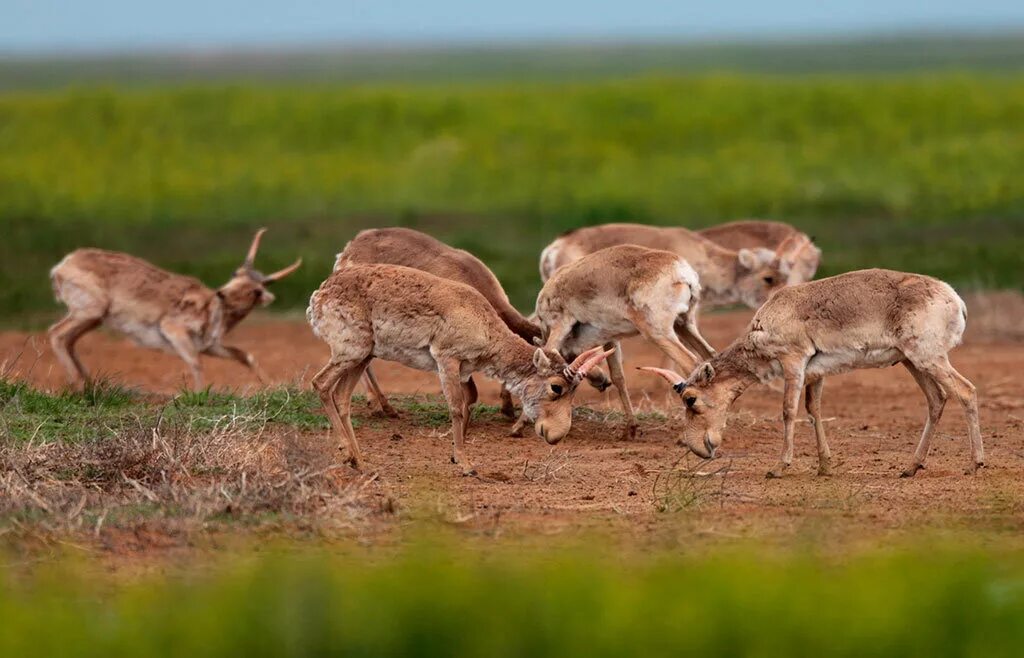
left=0, top=381, right=383, bottom=548
left=651, top=455, right=733, bottom=513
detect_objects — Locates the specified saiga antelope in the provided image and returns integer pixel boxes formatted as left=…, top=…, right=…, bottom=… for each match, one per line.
left=307, top=263, right=612, bottom=475
left=539, top=222, right=804, bottom=308
left=49, top=229, right=301, bottom=389
left=333, top=227, right=607, bottom=419
left=641, top=269, right=983, bottom=478
left=535, top=245, right=715, bottom=439
left=698, top=220, right=821, bottom=285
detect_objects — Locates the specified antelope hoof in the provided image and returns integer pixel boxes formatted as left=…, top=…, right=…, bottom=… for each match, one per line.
left=375, top=402, right=400, bottom=419
left=500, top=401, right=517, bottom=419
left=622, top=423, right=638, bottom=441
left=817, top=464, right=832, bottom=477
left=343, top=453, right=362, bottom=470
left=900, top=463, right=923, bottom=478
left=765, top=464, right=788, bottom=479
left=964, top=461, right=985, bottom=475
left=461, top=465, right=478, bottom=477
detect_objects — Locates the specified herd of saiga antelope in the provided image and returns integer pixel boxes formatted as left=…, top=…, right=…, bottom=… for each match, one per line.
left=47, top=220, right=984, bottom=480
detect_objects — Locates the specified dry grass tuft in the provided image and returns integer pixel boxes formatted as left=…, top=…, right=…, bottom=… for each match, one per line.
left=0, top=408, right=379, bottom=547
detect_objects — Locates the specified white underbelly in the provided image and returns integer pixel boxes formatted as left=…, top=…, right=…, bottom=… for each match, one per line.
left=374, top=344, right=437, bottom=373
left=105, top=317, right=173, bottom=352
left=565, top=320, right=637, bottom=352
left=806, top=347, right=904, bottom=378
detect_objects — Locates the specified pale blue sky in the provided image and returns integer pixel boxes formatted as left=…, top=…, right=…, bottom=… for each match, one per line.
left=5, top=0, right=1024, bottom=53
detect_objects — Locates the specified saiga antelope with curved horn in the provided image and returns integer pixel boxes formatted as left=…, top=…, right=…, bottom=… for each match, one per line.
left=308, top=263, right=612, bottom=475
left=332, top=227, right=609, bottom=419
left=534, top=245, right=715, bottom=439
left=49, top=229, right=301, bottom=389
left=641, top=269, right=983, bottom=479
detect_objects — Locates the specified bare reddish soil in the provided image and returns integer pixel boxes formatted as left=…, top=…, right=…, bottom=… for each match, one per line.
left=3, top=309, right=1024, bottom=549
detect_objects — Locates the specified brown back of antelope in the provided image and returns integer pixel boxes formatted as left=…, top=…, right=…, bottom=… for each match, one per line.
left=336, top=227, right=540, bottom=342
left=538, top=222, right=789, bottom=309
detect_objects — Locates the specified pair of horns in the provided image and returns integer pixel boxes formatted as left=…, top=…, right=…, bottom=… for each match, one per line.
left=565, top=345, right=615, bottom=382
left=244, top=228, right=303, bottom=282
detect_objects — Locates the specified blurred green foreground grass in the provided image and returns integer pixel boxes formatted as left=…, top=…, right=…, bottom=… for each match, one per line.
left=2, top=74, right=1023, bottom=321
left=1, top=545, right=1022, bottom=657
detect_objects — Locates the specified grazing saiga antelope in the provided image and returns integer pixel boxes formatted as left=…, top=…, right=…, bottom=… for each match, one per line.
left=640, top=269, right=984, bottom=478
left=534, top=245, right=716, bottom=439
left=307, top=263, right=612, bottom=475
left=49, top=229, right=301, bottom=389
left=539, top=222, right=796, bottom=308
left=698, top=220, right=821, bottom=285
left=333, top=227, right=599, bottom=419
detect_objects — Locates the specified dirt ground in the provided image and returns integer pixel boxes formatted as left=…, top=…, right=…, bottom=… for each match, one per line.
left=3, top=309, right=1024, bottom=551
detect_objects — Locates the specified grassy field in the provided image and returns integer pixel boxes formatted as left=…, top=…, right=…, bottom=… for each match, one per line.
left=1, top=544, right=1022, bottom=656
left=2, top=74, right=1023, bottom=321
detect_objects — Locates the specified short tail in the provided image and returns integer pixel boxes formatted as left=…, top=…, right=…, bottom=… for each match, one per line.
left=539, top=240, right=562, bottom=282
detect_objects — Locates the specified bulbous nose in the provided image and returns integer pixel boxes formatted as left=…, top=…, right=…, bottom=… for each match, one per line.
left=536, top=422, right=565, bottom=445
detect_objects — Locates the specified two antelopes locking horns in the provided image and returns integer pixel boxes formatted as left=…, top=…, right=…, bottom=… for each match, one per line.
left=49, top=219, right=983, bottom=479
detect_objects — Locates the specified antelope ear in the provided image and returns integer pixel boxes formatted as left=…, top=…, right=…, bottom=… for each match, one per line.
left=693, top=362, right=716, bottom=386
left=533, top=348, right=552, bottom=371
left=737, top=248, right=758, bottom=270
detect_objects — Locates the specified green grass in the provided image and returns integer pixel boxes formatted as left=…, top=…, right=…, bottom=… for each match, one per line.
left=0, top=382, right=511, bottom=442
left=1, top=544, right=1023, bottom=656
left=0, top=382, right=331, bottom=442
left=1, top=74, right=1023, bottom=322
left=399, top=396, right=503, bottom=428
left=0, top=379, right=140, bottom=442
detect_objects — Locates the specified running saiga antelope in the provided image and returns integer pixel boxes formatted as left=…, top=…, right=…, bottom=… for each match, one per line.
left=698, top=220, right=821, bottom=285
left=333, top=227, right=605, bottom=419
left=535, top=245, right=715, bottom=439
left=641, top=269, right=983, bottom=478
left=49, top=229, right=301, bottom=389
left=307, top=263, right=612, bottom=475
left=539, top=222, right=804, bottom=308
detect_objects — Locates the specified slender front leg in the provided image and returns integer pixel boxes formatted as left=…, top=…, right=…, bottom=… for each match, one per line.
left=363, top=365, right=399, bottom=418
left=604, top=341, right=637, bottom=440
left=435, top=357, right=475, bottom=475
left=205, top=343, right=267, bottom=385
left=767, top=364, right=805, bottom=478
left=160, top=320, right=204, bottom=389
left=804, top=378, right=831, bottom=476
